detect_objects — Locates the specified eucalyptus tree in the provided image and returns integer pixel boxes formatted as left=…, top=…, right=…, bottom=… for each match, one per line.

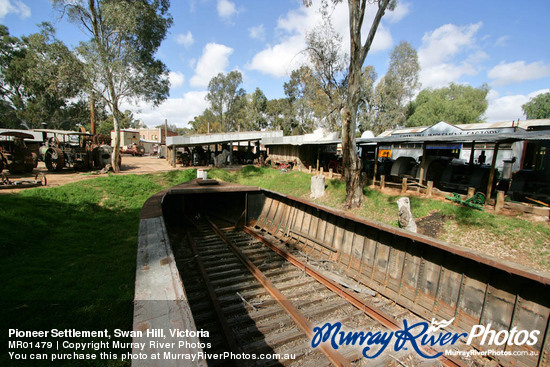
left=0, top=24, right=85, bottom=129
left=248, top=88, right=269, bottom=130
left=356, top=65, right=377, bottom=133
left=284, top=67, right=317, bottom=134
left=304, top=6, right=348, bottom=131
left=305, top=0, right=396, bottom=208
left=374, top=41, right=420, bottom=132
left=189, top=109, right=219, bottom=134
left=53, top=0, right=173, bottom=172
left=522, top=92, right=550, bottom=119
left=206, top=70, right=245, bottom=132
left=406, top=83, right=489, bottom=126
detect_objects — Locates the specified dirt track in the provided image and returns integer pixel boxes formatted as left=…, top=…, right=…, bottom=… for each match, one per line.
left=0, top=155, right=178, bottom=192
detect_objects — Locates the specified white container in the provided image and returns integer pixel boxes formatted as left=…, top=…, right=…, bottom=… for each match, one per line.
left=197, top=169, right=204, bottom=179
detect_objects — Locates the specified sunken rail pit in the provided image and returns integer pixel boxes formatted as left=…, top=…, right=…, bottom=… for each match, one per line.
left=134, top=179, right=550, bottom=367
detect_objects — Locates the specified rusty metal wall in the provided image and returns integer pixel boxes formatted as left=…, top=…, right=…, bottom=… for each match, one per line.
left=251, top=191, right=550, bottom=367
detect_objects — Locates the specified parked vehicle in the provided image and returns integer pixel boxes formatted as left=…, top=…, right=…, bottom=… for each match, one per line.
left=120, top=143, right=145, bottom=156
left=0, top=131, right=38, bottom=174
left=37, top=130, right=115, bottom=172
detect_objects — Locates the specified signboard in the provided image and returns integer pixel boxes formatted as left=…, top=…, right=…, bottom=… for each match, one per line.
left=426, top=144, right=462, bottom=150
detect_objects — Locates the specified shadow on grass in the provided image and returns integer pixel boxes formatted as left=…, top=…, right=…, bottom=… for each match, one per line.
left=0, top=193, right=139, bottom=366
left=328, top=179, right=345, bottom=191
left=239, top=165, right=266, bottom=178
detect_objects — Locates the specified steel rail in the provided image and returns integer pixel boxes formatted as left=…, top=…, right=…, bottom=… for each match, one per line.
left=186, top=232, right=241, bottom=354
left=244, top=226, right=466, bottom=367
left=206, top=217, right=352, bottom=367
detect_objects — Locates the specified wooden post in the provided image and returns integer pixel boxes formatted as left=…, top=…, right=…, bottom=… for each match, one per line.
left=380, top=175, right=385, bottom=190
left=486, top=142, right=500, bottom=200
left=401, top=177, right=407, bottom=194
left=468, top=141, right=476, bottom=167
left=320, top=167, right=324, bottom=176
left=309, top=165, right=312, bottom=174
left=164, top=119, right=168, bottom=145
left=329, top=168, right=333, bottom=179
left=467, top=187, right=475, bottom=199
left=495, top=191, right=505, bottom=212
left=172, top=147, right=176, bottom=168
left=372, top=144, right=379, bottom=187
left=418, top=143, right=427, bottom=185
left=316, top=146, right=320, bottom=173
left=427, top=181, right=433, bottom=197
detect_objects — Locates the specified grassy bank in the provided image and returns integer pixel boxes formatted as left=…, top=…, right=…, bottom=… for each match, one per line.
left=0, top=170, right=197, bottom=366
left=207, top=166, right=550, bottom=272
left=1, top=166, right=548, bottom=365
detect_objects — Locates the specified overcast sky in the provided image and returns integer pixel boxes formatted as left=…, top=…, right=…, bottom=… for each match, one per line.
left=2, top=0, right=549, bottom=128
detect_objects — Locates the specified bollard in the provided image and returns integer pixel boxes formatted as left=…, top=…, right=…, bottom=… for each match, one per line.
left=380, top=175, right=385, bottom=190
left=310, top=175, right=325, bottom=199
left=427, top=181, right=433, bottom=198
left=401, top=177, right=407, bottom=194
left=309, top=166, right=312, bottom=174
left=329, top=168, right=333, bottom=179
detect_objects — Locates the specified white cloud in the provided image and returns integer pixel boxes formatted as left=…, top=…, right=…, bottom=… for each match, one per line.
left=123, top=91, right=209, bottom=128
left=247, top=35, right=307, bottom=78
left=495, top=35, right=510, bottom=47
left=190, top=43, right=233, bottom=87
left=249, top=24, right=265, bottom=41
left=485, top=89, right=550, bottom=122
left=247, top=1, right=395, bottom=78
left=488, top=61, right=550, bottom=86
left=0, top=0, right=30, bottom=19
left=217, top=0, right=237, bottom=19
left=175, top=31, right=194, bottom=47
left=168, top=71, right=185, bottom=89
left=385, top=1, right=410, bottom=23
left=418, top=23, right=483, bottom=88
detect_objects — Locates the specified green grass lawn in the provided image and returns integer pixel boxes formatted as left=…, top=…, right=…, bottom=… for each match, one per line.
left=1, top=166, right=548, bottom=365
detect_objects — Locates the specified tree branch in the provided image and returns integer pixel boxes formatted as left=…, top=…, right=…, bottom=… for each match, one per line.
left=360, top=0, right=390, bottom=62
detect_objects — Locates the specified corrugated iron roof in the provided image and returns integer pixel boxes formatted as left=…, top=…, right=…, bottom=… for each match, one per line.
left=167, top=130, right=283, bottom=147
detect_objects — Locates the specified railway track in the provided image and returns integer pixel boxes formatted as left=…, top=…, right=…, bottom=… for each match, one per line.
left=170, top=215, right=467, bottom=366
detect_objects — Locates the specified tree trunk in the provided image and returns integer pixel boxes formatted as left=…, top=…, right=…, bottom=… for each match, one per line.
left=341, top=104, right=363, bottom=208
left=111, top=100, right=121, bottom=173
left=340, top=0, right=391, bottom=208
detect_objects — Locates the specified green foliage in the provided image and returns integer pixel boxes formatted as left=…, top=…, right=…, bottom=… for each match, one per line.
left=0, top=24, right=86, bottom=129
left=265, top=98, right=296, bottom=134
left=304, top=8, right=348, bottom=131
left=205, top=70, right=245, bottom=132
left=522, top=92, right=550, bottom=119
left=357, top=66, right=378, bottom=134
left=282, top=67, right=318, bottom=134
left=54, top=0, right=173, bottom=171
left=244, top=88, right=269, bottom=130
left=407, top=83, right=489, bottom=127
left=189, top=108, right=219, bottom=134
left=373, top=41, right=420, bottom=133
